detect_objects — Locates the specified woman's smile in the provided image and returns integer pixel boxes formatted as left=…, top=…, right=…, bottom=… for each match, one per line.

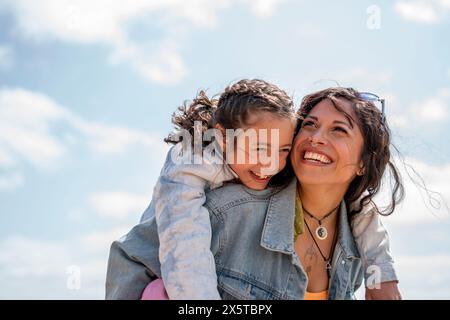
left=301, top=148, right=333, bottom=166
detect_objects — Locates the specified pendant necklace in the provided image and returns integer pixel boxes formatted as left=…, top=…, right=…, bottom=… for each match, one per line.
left=302, top=204, right=339, bottom=240
left=304, top=217, right=339, bottom=278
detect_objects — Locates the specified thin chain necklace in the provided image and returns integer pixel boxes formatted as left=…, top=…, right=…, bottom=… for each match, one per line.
left=302, top=204, right=339, bottom=240
left=304, top=218, right=339, bottom=279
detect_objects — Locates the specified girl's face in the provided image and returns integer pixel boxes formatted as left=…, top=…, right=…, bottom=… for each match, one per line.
left=227, top=112, right=296, bottom=190
left=290, top=98, right=364, bottom=189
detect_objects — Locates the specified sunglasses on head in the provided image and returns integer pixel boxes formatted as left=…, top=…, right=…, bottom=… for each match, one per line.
left=357, top=92, right=386, bottom=122
left=296, top=90, right=387, bottom=133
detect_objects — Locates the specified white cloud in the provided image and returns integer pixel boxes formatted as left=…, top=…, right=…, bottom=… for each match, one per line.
left=411, top=96, right=449, bottom=123
left=355, top=253, right=450, bottom=299
left=243, top=0, right=285, bottom=18
left=89, top=191, right=150, bottom=220
left=438, top=0, right=450, bottom=9
left=0, top=87, right=164, bottom=190
left=0, top=224, right=145, bottom=299
left=130, top=40, right=187, bottom=85
left=0, top=234, right=109, bottom=299
left=0, top=235, right=71, bottom=278
left=0, top=0, right=204, bottom=84
left=394, top=0, right=450, bottom=24
left=0, top=45, right=14, bottom=70
left=67, top=115, right=161, bottom=155
left=80, top=227, right=132, bottom=253
left=389, top=89, right=450, bottom=128
left=0, top=0, right=285, bottom=84
left=395, top=254, right=450, bottom=299
left=395, top=1, right=440, bottom=24
left=375, top=157, right=450, bottom=226
left=0, top=88, right=67, bottom=168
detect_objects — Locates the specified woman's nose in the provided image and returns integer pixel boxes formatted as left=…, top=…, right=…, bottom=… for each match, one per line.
left=309, top=133, right=327, bottom=146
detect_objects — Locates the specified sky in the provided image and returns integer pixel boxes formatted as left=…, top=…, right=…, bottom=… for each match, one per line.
left=0, top=0, right=449, bottom=299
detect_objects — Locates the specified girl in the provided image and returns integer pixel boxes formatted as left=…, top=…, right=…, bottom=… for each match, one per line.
left=142, top=79, right=298, bottom=299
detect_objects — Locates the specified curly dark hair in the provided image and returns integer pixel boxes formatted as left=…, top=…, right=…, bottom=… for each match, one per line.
left=297, top=87, right=404, bottom=217
left=165, top=79, right=295, bottom=144
left=164, top=90, right=218, bottom=144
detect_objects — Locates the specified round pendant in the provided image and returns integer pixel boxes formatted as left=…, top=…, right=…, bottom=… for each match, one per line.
left=316, top=226, right=328, bottom=240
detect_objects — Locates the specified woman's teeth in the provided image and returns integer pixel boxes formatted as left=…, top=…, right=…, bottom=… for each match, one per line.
left=304, top=151, right=331, bottom=164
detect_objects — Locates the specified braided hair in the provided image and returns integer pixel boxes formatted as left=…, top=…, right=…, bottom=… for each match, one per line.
left=165, top=79, right=296, bottom=143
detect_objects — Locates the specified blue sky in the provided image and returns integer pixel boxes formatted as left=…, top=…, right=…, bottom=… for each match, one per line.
left=0, top=0, right=449, bottom=299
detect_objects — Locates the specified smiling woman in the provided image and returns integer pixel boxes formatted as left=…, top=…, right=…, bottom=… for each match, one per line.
left=295, top=88, right=404, bottom=218
left=289, top=87, right=404, bottom=297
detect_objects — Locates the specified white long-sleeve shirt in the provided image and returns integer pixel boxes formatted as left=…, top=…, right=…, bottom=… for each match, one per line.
left=141, top=142, right=236, bottom=299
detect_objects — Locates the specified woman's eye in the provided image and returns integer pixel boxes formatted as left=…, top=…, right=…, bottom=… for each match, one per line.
left=302, top=121, right=316, bottom=128
left=280, top=148, right=291, bottom=153
left=333, top=127, right=348, bottom=134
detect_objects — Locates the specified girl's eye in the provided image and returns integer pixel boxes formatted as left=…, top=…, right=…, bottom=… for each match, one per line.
left=280, top=148, right=291, bottom=153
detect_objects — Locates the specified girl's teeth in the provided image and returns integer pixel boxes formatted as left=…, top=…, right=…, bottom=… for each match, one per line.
left=253, top=172, right=268, bottom=179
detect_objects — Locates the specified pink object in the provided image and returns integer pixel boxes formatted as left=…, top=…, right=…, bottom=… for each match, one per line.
left=141, top=278, right=169, bottom=300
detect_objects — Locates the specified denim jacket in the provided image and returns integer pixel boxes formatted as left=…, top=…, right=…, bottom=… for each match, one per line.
left=138, top=144, right=397, bottom=299
left=106, top=178, right=390, bottom=299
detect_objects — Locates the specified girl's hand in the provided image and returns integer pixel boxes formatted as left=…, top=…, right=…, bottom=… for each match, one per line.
left=365, top=281, right=402, bottom=300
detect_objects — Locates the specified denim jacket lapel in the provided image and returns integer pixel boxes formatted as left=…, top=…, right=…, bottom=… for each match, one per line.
left=337, top=201, right=360, bottom=259
left=260, top=178, right=297, bottom=255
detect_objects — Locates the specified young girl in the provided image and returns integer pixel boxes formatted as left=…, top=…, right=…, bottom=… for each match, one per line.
left=125, top=79, right=399, bottom=300
left=142, top=79, right=298, bottom=299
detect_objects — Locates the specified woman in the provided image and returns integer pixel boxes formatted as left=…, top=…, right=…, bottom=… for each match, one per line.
left=290, top=88, right=402, bottom=298
left=106, top=87, right=403, bottom=299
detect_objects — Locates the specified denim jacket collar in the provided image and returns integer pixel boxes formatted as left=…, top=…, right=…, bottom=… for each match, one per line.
left=260, top=179, right=296, bottom=254
left=337, top=200, right=360, bottom=259
left=260, top=178, right=360, bottom=260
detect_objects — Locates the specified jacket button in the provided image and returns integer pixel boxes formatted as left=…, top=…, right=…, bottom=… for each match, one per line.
left=341, top=260, right=345, bottom=265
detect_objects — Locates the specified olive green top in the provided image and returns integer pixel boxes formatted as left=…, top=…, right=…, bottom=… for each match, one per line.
left=294, top=190, right=305, bottom=241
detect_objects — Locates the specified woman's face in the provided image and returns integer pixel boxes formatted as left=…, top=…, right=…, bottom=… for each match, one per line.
left=290, top=98, right=364, bottom=188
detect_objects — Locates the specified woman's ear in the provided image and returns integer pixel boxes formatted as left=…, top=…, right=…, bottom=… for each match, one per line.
left=357, top=161, right=365, bottom=176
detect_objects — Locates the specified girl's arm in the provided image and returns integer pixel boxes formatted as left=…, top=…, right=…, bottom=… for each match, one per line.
left=152, top=143, right=235, bottom=299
